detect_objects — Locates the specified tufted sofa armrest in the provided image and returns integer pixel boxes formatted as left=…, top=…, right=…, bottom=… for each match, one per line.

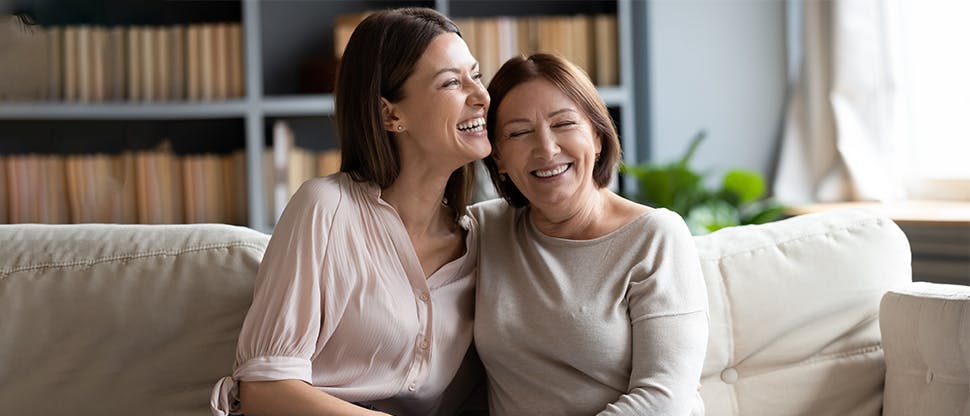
left=880, top=282, right=970, bottom=416
left=694, top=209, right=912, bottom=416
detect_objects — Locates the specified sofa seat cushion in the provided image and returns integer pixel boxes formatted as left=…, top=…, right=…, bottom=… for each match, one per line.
left=880, top=282, right=970, bottom=416
left=0, top=224, right=269, bottom=415
left=693, top=210, right=912, bottom=416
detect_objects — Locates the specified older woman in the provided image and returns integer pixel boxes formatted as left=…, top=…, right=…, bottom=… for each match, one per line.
left=470, top=53, right=708, bottom=416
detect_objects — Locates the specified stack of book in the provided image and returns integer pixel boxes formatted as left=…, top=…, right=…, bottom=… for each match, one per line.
left=0, top=17, right=245, bottom=102
left=0, top=143, right=248, bottom=225
left=332, top=13, right=618, bottom=86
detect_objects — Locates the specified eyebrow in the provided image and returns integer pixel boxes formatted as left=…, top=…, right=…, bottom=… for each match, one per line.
left=432, top=62, right=480, bottom=79
left=501, top=108, right=579, bottom=128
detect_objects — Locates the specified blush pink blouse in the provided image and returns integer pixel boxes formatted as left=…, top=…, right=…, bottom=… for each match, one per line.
left=210, top=173, right=480, bottom=416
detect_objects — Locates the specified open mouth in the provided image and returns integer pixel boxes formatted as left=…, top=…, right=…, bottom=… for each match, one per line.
left=457, top=117, right=485, bottom=133
left=532, top=163, right=571, bottom=178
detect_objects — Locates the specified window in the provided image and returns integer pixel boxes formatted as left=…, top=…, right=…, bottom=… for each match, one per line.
left=898, top=0, right=970, bottom=199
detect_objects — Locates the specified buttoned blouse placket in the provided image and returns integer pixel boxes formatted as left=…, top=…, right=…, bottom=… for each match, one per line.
left=377, top=201, right=438, bottom=395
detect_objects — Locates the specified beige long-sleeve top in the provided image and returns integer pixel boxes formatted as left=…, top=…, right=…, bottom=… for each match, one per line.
left=211, top=173, right=481, bottom=416
left=470, top=199, right=708, bottom=416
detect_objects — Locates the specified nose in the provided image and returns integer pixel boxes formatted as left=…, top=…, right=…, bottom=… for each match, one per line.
left=532, top=125, right=560, bottom=160
left=468, top=79, right=489, bottom=109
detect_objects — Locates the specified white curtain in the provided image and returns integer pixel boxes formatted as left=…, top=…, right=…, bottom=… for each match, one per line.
left=774, top=0, right=907, bottom=203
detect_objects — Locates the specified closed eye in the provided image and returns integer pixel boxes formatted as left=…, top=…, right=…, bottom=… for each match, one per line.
left=552, top=121, right=576, bottom=128
left=442, top=79, right=460, bottom=88
left=508, top=129, right=532, bottom=138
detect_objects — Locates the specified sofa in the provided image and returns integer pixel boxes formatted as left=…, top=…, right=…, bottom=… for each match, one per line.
left=0, top=209, right=967, bottom=415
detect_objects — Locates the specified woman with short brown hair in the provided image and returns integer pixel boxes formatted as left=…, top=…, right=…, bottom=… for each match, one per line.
left=472, top=53, right=708, bottom=415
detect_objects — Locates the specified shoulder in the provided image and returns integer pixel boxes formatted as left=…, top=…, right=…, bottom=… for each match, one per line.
left=276, top=173, right=367, bottom=229
left=639, top=208, right=694, bottom=242
left=467, top=198, right=515, bottom=226
left=287, top=172, right=375, bottom=213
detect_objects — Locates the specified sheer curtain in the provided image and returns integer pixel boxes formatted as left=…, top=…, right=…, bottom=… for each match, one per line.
left=774, top=0, right=907, bottom=203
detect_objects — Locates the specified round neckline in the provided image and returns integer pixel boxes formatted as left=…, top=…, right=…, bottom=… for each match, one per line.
left=524, top=206, right=667, bottom=247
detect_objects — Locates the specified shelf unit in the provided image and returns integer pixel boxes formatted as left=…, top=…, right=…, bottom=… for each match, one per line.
left=0, top=0, right=637, bottom=233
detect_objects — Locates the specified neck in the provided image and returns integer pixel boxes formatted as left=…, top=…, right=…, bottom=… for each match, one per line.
left=381, top=165, right=454, bottom=237
left=530, top=188, right=614, bottom=240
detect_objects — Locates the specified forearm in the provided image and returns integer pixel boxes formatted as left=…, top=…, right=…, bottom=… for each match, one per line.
left=239, top=379, right=389, bottom=416
left=599, top=311, right=708, bottom=416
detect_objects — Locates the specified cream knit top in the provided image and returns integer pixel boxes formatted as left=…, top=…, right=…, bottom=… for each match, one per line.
left=470, top=199, right=708, bottom=416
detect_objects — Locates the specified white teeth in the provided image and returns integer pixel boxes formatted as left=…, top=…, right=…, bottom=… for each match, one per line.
left=534, top=164, right=569, bottom=178
left=457, top=117, right=486, bottom=132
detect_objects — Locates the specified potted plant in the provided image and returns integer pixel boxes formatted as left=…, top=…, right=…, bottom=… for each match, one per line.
left=621, top=130, right=786, bottom=234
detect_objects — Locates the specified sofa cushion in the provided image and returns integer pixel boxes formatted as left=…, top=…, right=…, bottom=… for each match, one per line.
left=0, top=224, right=268, bottom=415
left=694, top=209, right=912, bottom=416
left=880, top=282, right=970, bottom=416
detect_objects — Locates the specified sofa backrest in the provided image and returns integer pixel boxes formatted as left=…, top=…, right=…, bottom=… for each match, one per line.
left=0, top=224, right=268, bottom=415
left=0, top=210, right=914, bottom=415
left=694, top=209, right=912, bottom=416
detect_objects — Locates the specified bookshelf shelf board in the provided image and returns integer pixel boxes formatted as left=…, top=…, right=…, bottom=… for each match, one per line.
left=0, top=101, right=250, bottom=120
left=260, top=95, right=335, bottom=116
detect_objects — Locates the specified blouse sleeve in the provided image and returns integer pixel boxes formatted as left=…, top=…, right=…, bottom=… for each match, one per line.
left=599, top=211, right=709, bottom=416
left=236, top=179, right=342, bottom=379
left=211, top=179, right=341, bottom=415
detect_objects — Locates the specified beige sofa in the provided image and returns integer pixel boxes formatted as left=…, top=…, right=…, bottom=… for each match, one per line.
left=0, top=210, right=967, bottom=415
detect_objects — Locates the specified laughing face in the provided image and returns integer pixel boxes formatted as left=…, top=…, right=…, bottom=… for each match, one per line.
left=384, top=32, right=491, bottom=170
left=493, top=78, right=602, bottom=212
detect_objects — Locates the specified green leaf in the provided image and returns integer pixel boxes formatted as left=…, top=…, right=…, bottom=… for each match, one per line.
left=678, top=130, right=707, bottom=167
left=742, top=200, right=788, bottom=225
left=685, top=200, right=740, bottom=235
left=722, top=169, right=765, bottom=205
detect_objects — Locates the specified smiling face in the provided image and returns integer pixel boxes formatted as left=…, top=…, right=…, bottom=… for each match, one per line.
left=493, top=78, right=602, bottom=212
left=384, top=32, right=491, bottom=171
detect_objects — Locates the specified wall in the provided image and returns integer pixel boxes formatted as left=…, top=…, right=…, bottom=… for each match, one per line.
left=639, top=0, right=787, bottom=184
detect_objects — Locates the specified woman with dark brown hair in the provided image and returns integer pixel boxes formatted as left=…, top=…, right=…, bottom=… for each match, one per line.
left=211, top=8, right=490, bottom=416
left=471, top=53, right=708, bottom=415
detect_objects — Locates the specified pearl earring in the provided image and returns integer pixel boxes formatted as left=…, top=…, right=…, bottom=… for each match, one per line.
left=397, top=125, right=404, bottom=131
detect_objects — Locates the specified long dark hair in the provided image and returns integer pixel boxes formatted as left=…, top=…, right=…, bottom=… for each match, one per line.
left=335, top=7, right=474, bottom=221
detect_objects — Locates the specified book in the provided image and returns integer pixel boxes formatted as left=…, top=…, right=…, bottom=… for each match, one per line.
left=317, top=149, right=341, bottom=178
left=48, top=26, right=63, bottom=100
left=333, top=12, right=371, bottom=59
left=199, top=24, right=214, bottom=101
left=186, top=25, right=201, bottom=101
left=41, top=154, right=69, bottom=223
left=126, top=26, right=141, bottom=101
left=0, top=17, right=49, bottom=101
left=227, top=23, right=243, bottom=97
left=140, top=26, right=155, bottom=101
left=108, top=27, right=126, bottom=101
left=168, top=26, right=185, bottom=100
left=155, top=26, right=169, bottom=101
left=91, top=27, right=106, bottom=102
left=571, top=15, right=594, bottom=81
left=213, top=23, right=229, bottom=100
left=76, top=25, right=91, bottom=102
left=272, top=120, right=294, bottom=222
left=594, top=15, right=618, bottom=86
left=476, top=18, right=500, bottom=84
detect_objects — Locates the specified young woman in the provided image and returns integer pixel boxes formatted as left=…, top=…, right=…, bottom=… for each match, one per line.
left=211, top=8, right=490, bottom=416
left=471, top=53, right=708, bottom=415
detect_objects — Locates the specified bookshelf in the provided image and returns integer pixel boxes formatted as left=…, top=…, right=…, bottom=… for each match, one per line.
left=0, top=0, right=638, bottom=233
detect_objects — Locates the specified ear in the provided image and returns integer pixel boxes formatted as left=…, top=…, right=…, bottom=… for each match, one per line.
left=380, top=97, right=403, bottom=132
